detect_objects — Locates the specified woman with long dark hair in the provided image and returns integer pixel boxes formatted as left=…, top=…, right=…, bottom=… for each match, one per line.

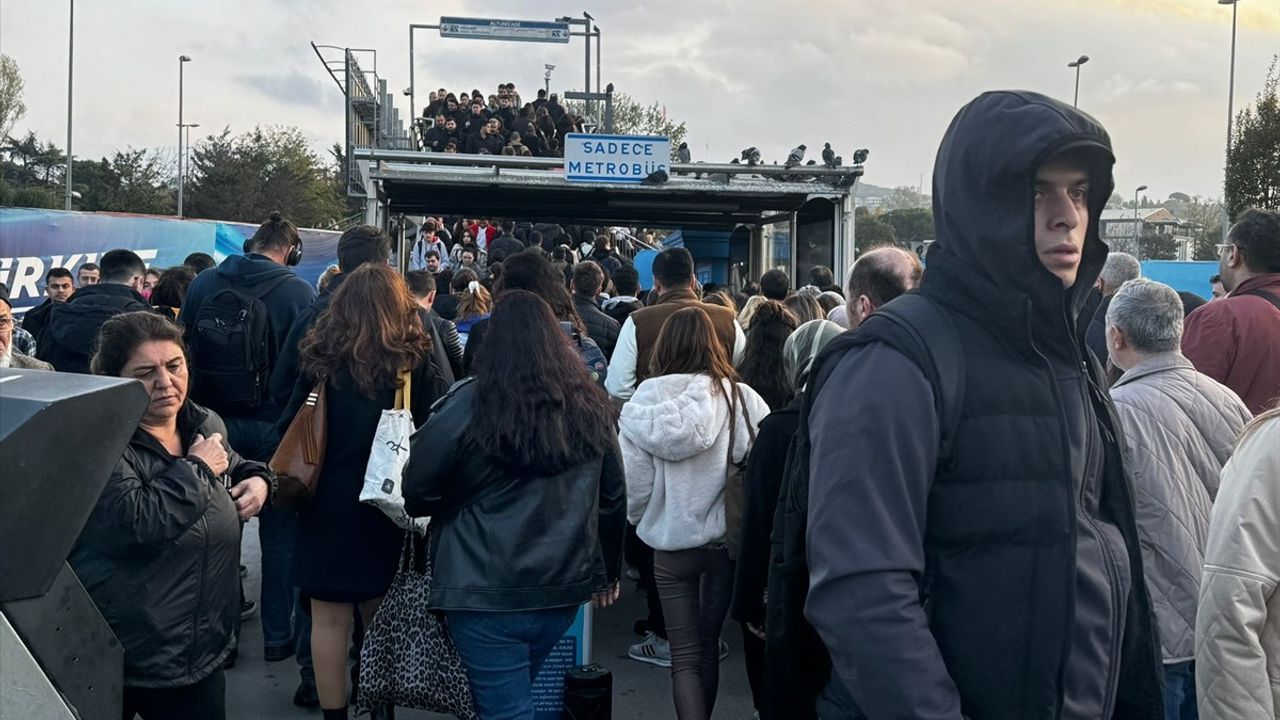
left=618, top=307, right=770, bottom=720
left=278, top=264, right=442, bottom=720
left=736, top=300, right=799, bottom=411
left=404, top=290, right=627, bottom=719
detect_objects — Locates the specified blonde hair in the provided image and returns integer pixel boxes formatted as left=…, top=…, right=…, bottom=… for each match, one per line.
left=738, top=295, right=768, bottom=329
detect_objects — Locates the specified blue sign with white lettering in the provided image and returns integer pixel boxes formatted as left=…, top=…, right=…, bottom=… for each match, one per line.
left=564, top=134, right=671, bottom=184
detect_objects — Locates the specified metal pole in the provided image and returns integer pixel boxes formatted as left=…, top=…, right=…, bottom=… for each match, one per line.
left=1134, top=189, right=1141, bottom=259
left=583, top=15, right=592, bottom=118
left=595, top=28, right=601, bottom=94
left=1073, top=65, right=1081, bottom=108
left=64, top=0, right=73, bottom=210
left=1222, top=0, right=1238, bottom=245
left=409, top=25, right=416, bottom=123
left=177, top=59, right=185, bottom=218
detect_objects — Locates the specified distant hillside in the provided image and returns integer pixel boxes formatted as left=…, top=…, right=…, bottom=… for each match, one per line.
left=855, top=182, right=896, bottom=199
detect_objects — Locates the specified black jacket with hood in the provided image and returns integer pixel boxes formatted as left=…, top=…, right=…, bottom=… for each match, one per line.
left=36, top=283, right=155, bottom=373
left=803, top=92, right=1163, bottom=720
left=182, top=254, right=315, bottom=422
left=68, top=402, right=268, bottom=688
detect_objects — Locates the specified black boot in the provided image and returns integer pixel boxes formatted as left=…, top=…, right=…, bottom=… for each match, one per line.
left=322, top=708, right=348, bottom=720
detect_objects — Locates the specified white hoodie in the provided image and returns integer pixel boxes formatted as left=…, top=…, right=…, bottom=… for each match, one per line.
left=618, top=373, right=770, bottom=552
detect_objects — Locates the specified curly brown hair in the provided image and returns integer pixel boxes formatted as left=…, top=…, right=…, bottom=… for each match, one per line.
left=299, top=264, right=432, bottom=397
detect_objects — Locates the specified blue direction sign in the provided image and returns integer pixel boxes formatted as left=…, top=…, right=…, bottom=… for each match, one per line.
left=439, top=17, right=571, bottom=44
left=563, top=134, right=671, bottom=184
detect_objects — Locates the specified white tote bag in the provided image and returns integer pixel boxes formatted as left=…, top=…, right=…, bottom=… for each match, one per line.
left=360, top=368, right=429, bottom=534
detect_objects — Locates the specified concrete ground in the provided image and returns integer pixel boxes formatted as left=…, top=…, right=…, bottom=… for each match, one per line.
left=227, top=519, right=756, bottom=719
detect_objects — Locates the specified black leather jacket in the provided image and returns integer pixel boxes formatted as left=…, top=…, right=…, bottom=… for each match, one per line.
left=68, top=402, right=269, bottom=688
left=403, top=379, right=627, bottom=611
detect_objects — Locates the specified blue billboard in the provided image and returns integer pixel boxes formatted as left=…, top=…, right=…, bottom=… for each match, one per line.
left=0, top=208, right=340, bottom=315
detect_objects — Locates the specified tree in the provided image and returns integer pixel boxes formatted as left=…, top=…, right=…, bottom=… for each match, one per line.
left=567, top=93, right=688, bottom=160
left=881, top=208, right=934, bottom=245
left=91, top=149, right=174, bottom=215
left=0, top=54, right=25, bottom=141
left=854, top=206, right=897, bottom=250
left=186, top=126, right=344, bottom=228
left=881, top=185, right=930, bottom=211
left=1225, top=56, right=1280, bottom=219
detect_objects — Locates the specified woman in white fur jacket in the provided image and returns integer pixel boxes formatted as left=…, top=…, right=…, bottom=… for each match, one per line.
left=618, top=306, right=770, bottom=720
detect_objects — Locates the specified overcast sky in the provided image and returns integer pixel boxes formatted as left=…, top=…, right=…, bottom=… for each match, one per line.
left=3, top=0, right=1277, bottom=202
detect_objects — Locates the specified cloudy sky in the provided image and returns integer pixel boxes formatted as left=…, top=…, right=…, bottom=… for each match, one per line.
left=3, top=0, right=1277, bottom=201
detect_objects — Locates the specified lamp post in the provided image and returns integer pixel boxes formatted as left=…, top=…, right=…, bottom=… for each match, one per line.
left=1134, top=184, right=1148, bottom=259
left=1219, top=0, right=1240, bottom=245
left=1067, top=55, right=1089, bottom=108
left=180, top=123, right=199, bottom=190
left=544, top=64, right=555, bottom=94
left=64, top=0, right=74, bottom=210
left=177, top=55, right=191, bottom=218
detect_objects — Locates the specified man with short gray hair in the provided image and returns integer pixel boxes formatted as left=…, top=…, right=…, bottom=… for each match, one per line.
left=1105, top=277, right=1252, bottom=718
left=1087, top=251, right=1141, bottom=362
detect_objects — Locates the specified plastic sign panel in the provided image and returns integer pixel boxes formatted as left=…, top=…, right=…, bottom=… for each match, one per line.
left=439, top=17, right=571, bottom=44
left=564, top=134, right=671, bottom=184
left=530, top=604, right=588, bottom=719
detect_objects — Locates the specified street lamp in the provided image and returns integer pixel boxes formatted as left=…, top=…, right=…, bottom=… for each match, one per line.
left=65, top=0, right=74, bottom=210
left=544, top=64, right=556, bottom=94
left=180, top=123, right=200, bottom=189
left=1067, top=55, right=1090, bottom=108
left=177, top=55, right=191, bottom=218
left=1134, top=184, right=1148, bottom=258
left=1219, top=0, right=1241, bottom=245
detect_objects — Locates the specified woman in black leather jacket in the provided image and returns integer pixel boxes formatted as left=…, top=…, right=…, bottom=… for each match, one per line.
left=72, top=311, right=273, bottom=720
left=404, top=290, right=626, bottom=720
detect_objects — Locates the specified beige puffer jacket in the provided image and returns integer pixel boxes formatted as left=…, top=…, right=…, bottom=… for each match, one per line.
left=1196, top=411, right=1280, bottom=720
left=1110, top=353, right=1252, bottom=663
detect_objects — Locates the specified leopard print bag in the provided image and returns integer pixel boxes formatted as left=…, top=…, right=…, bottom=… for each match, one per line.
left=357, top=531, right=477, bottom=719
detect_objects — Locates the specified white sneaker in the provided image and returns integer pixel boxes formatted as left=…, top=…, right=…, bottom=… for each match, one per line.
left=627, top=631, right=672, bottom=668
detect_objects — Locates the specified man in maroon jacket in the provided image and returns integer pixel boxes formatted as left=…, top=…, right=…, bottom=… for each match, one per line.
left=1182, top=208, right=1280, bottom=414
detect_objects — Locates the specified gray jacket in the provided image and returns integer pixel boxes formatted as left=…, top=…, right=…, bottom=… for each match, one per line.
left=1110, top=352, right=1252, bottom=663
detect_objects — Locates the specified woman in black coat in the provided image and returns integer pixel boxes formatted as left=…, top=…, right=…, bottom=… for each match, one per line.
left=73, top=311, right=273, bottom=720
left=277, top=264, right=443, bottom=720
left=403, top=290, right=626, bottom=720
left=731, top=318, right=844, bottom=718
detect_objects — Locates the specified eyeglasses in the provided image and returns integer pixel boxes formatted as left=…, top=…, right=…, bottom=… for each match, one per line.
left=1216, top=243, right=1233, bottom=255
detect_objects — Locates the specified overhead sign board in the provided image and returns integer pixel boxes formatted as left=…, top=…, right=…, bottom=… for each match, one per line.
left=439, top=17, right=571, bottom=44
left=564, top=134, right=671, bottom=184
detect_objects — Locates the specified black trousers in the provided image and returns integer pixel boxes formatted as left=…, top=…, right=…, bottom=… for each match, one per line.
left=626, top=523, right=667, bottom=639
left=122, top=669, right=226, bottom=720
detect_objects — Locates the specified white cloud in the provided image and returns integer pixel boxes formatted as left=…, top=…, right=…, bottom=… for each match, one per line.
left=1, top=0, right=1276, bottom=200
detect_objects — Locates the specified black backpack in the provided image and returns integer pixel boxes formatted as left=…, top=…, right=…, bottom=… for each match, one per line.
left=763, top=293, right=965, bottom=720
left=189, top=275, right=292, bottom=412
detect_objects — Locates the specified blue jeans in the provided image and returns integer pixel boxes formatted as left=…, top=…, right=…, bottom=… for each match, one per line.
left=446, top=607, right=579, bottom=720
left=1163, top=661, right=1198, bottom=720
left=223, top=416, right=310, bottom=680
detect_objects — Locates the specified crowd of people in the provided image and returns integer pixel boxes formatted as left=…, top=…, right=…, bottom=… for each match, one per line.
left=2, top=89, right=1279, bottom=720
left=417, top=82, right=587, bottom=158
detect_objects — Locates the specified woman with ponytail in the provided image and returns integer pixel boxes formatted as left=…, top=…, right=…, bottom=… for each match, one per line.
left=451, top=268, right=491, bottom=347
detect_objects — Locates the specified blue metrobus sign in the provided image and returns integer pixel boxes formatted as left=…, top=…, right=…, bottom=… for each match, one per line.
left=439, top=17, right=571, bottom=44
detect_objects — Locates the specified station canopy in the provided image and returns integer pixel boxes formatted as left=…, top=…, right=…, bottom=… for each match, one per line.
left=357, top=150, right=857, bottom=229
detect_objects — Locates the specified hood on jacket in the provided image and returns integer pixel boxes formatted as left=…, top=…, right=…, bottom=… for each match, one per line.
left=620, top=373, right=735, bottom=462
left=214, top=254, right=297, bottom=295
left=922, top=90, right=1116, bottom=361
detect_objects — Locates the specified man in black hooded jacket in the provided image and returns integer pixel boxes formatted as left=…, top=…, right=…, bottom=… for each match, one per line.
left=804, top=91, right=1163, bottom=719
left=36, top=248, right=155, bottom=373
